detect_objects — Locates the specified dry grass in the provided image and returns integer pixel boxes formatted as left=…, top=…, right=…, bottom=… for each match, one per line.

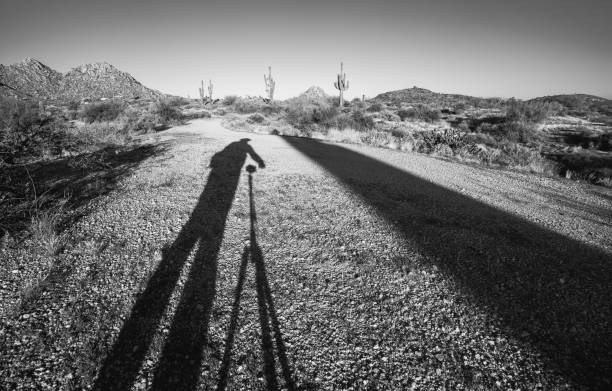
left=30, top=197, right=68, bottom=256
left=66, top=122, right=132, bottom=150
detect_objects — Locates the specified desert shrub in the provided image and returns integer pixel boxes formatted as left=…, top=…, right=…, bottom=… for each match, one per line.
left=464, top=132, right=498, bottom=147
left=115, top=107, right=159, bottom=132
left=212, top=108, right=226, bottom=116
left=326, top=96, right=341, bottom=108
left=247, top=113, right=266, bottom=124
left=397, top=108, right=417, bottom=121
left=488, top=142, right=545, bottom=167
left=234, top=97, right=262, bottom=114
left=284, top=97, right=337, bottom=131
left=0, top=101, right=72, bottom=164
left=453, top=103, right=466, bottom=114
left=165, top=96, right=189, bottom=107
left=390, top=127, right=410, bottom=139
left=505, top=99, right=552, bottom=124
left=154, top=100, right=184, bottom=123
left=313, top=106, right=339, bottom=127
left=417, top=128, right=467, bottom=153
left=380, top=110, right=401, bottom=122
left=366, top=103, right=384, bottom=112
left=82, top=101, right=124, bottom=123
left=223, top=95, right=238, bottom=106
left=504, top=122, right=538, bottom=144
left=65, top=121, right=131, bottom=150
left=350, top=98, right=365, bottom=108
left=351, top=110, right=375, bottom=131
left=475, top=119, right=538, bottom=145
left=334, top=114, right=352, bottom=131
left=261, top=104, right=282, bottom=116
left=418, top=106, right=442, bottom=123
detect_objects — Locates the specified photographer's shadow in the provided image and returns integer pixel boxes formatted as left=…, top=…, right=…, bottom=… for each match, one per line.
left=95, top=139, right=264, bottom=391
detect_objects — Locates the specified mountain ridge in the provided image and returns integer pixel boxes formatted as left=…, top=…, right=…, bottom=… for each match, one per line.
left=373, top=86, right=611, bottom=110
left=0, top=58, right=164, bottom=101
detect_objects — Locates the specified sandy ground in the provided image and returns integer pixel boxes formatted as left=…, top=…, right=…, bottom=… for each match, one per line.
left=1, top=118, right=610, bottom=390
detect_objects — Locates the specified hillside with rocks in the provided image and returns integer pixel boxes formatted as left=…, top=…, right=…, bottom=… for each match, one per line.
left=0, top=58, right=62, bottom=99
left=297, top=86, right=329, bottom=101
left=0, top=58, right=163, bottom=101
left=373, top=86, right=505, bottom=109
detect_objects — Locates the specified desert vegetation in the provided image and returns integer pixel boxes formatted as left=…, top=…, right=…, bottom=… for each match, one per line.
left=0, top=94, right=188, bottom=249
left=218, top=88, right=612, bottom=187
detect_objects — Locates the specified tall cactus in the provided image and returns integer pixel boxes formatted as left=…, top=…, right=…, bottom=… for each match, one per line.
left=334, top=61, right=349, bottom=107
left=264, top=66, right=275, bottom=101
left=199, top=79, right=213, bottom=105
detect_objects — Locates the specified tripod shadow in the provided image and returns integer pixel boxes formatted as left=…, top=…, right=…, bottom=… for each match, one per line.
left=216, top=166, right=296, bottom=391
left=94, top=139, right=264, bottom=391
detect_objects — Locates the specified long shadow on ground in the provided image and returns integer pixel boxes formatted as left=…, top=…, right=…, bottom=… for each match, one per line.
left=94, top=139, right=265, bottom=391
left=216, top=165, right=296, bottom=391
left=283, top=136, right=612, bottom=389
left=1, top=145, right=164, bottom=314
left=0, top=145, right=164, bottom=239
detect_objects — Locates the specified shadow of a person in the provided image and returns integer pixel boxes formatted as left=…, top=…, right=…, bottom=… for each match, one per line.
left=94, top=138, right=264, bottom=391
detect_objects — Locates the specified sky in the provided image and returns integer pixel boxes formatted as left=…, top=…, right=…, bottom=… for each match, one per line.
left=1, top=0, right=611, bottom=100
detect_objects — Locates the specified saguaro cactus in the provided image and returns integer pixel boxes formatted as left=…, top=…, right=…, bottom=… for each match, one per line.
left=199, top=79, right=213, bottom=105
left=264, top=66, right=275, bottom=101
left=334, top=62, right=349, bottom=107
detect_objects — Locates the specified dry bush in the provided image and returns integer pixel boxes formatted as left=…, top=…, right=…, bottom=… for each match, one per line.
left=247, top=113, right=267, bottom=124
left=505, top=98, right=555, bottom=124
left=397, top=108, right=417, bottom=121
left=82, top=101, right=125, bottom=123
left=233, top=97, right=263, bottom=113
left=284, top=97, right=338, bottom=131
left=153, top=100, right=184, bottom=123
left=0, top=98, right=72, bottom=165
left=30, top=202, right=66, bottom=256
left=66, top=122, right=131, bottom=149
left=366, top=102, right=384, bottom=112
left=418, top=106, right=442, bottom=123
left=350, top=110, right=375, bottom=131
left=223, top=95, right=238, bottom=106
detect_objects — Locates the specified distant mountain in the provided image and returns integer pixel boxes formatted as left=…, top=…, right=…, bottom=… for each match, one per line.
left=373, top=86, right=504, bottom=109
left=374, top=87, right=612, bottom=115
left=529, top=94, right=612, bottom=115
left=0, top=58, right=62, bottom=99
left=299, top=86, right=329, bottom=101
left=0, top=58, right=164, bottom=101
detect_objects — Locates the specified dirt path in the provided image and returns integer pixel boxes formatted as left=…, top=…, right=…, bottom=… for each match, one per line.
left=1, top=118, right=611, bottom=390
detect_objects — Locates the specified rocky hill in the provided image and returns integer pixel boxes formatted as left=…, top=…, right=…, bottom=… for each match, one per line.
left=0, top=58, right=62, bottom=99
left=529, top=94, right=612, bottom=116
left=0, top=58, right=164, bottom=101
left=299, top=86, right=329, bottom=101
left=373, top=86, right=504, bottom=109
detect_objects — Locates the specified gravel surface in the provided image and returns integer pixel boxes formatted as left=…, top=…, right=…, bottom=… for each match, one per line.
left=1, top=118, right=610, bottom=390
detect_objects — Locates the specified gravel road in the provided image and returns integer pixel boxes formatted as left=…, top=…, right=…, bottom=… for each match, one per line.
left=1, top=118, right=610, bottom=390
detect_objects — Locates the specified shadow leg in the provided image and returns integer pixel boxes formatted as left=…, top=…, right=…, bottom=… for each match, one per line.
left=216, top=247, right=250, bottom=391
